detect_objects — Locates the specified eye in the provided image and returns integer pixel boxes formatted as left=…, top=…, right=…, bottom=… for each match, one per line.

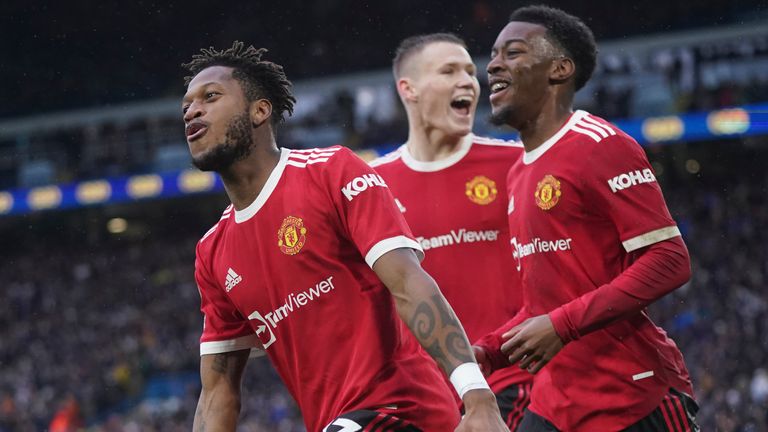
left=205, top=91, right=220, bottom=99
left=506, top=50, right=522, bottom=58
left=182, top=105, right=190, bottom=114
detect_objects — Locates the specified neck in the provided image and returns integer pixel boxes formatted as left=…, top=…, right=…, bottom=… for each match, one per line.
left=517, top=95, right=573, bottom=153
left=405, top=118, right=468, bottom=162
left=219, top=135, right=281, bottom=211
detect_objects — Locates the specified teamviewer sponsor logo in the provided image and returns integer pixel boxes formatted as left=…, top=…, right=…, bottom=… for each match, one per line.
left=607, top=168, right=656, bottom=193
left=511, top=236, right=573, bottom=271
left=341, top=173, right=387, bottom=201
left=418, top=229, right=500, bottom=251
left=248, top=276, right=336, bottom=349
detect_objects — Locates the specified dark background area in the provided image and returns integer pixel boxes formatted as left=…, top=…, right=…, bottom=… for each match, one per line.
left=3, top=0, right=767, bottom=118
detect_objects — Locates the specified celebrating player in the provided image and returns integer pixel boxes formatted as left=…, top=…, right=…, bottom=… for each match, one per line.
left=371, top=33, right=532, bottom=430
left=181, top=42, right=509, bottom=432
left=474, top=6, right=700, bottom=432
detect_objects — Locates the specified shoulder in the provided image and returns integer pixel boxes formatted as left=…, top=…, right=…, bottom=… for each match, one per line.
left=284, top=145, right=346, bottom=169
left=472, top=135, right=523, bottom=149
left=198, top=204, right=234, bottom=251
left=368, top=145, right=404, bottom=169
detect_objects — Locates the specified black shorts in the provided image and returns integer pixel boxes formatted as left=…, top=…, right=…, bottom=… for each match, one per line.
left=496, top=382, right=533, bottom=431
left=517, top=388, right=700, bottom=432
left=323, top=409, right=422, bottom=432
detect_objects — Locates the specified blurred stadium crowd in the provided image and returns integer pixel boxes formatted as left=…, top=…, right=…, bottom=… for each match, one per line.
left=2, top=1, right=768, bottom=431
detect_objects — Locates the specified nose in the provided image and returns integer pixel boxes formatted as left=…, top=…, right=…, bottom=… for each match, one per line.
left=487, top=53, right=504, bottom=76
left=458, top=70, right=476, bottom=88
left=183, top=101, right=203, bottom=123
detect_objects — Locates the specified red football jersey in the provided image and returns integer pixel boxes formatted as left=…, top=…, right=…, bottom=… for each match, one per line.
left=506, top=111, right=693, bottom=431
left=372, top=134, right=532, bottom=394
left=195, top=146, right=459, bottom=432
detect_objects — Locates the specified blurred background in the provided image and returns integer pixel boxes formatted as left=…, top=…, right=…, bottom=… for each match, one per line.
left=1, top=1, right=768, bottom=431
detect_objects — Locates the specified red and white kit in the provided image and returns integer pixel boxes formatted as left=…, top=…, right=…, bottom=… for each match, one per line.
left=372, top=135, right=532, bottom=395
left=195, top=146, right=459, bottom=432
left=500, top=111, right=693, bottom=431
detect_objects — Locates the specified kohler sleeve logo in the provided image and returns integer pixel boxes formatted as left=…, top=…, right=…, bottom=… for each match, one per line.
left=607, top=168, right=656, bottom=193
left=341, top=174, right=388, bottom=201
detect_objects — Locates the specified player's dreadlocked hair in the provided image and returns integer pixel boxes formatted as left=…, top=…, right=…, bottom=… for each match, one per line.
left=182, top=41, right=296, bottom=124
left=392, top=33, right=467, bottom=79
left=509, top=5, right=597, bottom=91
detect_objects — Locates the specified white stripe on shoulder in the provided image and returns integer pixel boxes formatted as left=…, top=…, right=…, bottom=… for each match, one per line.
left=582, top=115, right=617, bottom=136
left=571, top=123, right=603, bottom=142
left=622, top=226, right=681, bottom=252
left=290, top=146, right=342, bottom=154
left=473, top=136, right=523, bottom=147
left=369, top=147, right=404, bottom=168
left=200, top=224, right=219, bottom=243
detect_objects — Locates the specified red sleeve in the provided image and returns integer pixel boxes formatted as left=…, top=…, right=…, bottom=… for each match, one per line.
left=548, top=133, right=689, bottom=342
left=550, top=237, right=691, bottom=343
left=325, top=147, right=423, bottom=267
left=473, top=308, right=531, bottom=373
left=196, top=242, right=262, bottom=356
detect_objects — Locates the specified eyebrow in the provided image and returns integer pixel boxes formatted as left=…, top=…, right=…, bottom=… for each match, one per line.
left=492, top=38, right=529, bottom=52
left=182, top=82, right=220, bottom=103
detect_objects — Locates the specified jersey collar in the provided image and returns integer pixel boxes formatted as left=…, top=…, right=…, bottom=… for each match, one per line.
left=522, top=110, right=587, bottom=165
left=400, top=133, right=474, bottom=172
left=234, top=147, right=290, bottom=224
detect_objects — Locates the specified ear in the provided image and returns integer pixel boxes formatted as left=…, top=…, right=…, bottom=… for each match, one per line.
left=397, top=77, right=419, bottom=103
left=550, top=57, right=575, bottom=85
left=249, top=99, right=273, bottom=127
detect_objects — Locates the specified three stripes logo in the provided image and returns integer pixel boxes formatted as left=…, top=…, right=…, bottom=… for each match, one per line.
left=224, top=268, right=242, bottom=292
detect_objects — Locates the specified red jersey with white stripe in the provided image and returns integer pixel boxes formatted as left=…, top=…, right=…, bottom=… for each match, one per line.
left=195, top=146, right=459, bottom=432
left=506, top=111, right=693, bottom=431
left=371, top=134, right=532, bottom=395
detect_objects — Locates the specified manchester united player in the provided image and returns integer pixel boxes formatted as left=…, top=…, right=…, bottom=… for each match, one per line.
left=371, top=33, right=532, bottom=430
left=474, top=6, right=700, bottom=432
left=181, top=42, right=508, bottom=432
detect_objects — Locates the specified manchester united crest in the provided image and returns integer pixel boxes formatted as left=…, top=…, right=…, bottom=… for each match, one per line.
left=278, top=216, right=307, bottom=255
left=465, top=176, right=498, bottom=205
left=534, top=175, right=562, bottom=210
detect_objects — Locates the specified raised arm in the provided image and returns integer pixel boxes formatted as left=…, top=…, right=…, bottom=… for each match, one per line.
left=373, top=248, right=509, bottom=432
left=194, top=349, right=250, bottom=432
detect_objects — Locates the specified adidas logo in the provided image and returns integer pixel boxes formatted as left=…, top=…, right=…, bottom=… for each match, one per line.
left=225, top=268, right=242, bottom=292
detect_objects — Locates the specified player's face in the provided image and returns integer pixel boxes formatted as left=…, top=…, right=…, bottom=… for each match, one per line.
left=487, top=21, right=559, bottom=128
left=411, top=42, right=480, bottom=137
left=182, top=66, right=253, bottom=171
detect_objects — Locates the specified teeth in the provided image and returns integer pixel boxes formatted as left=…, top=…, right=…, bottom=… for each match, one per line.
left=491, top=82, right=509, bottom=93
left=453, top=96, right=472, bottom=103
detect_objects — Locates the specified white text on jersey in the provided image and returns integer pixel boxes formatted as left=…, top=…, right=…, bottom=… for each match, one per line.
left=607, top=168, right=656, bottom=193
left=342, top=174, right=388, bottom=201
left=418, top=229, right=500, bottom=251
left=248, top=276, right=336, bottom=349
left=511, top=236, right=573, bottom=271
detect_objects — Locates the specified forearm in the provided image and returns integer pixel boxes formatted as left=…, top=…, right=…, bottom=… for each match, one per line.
left=194, top=351, right=249, bottom=432
left=550, top=236, right=691, bottom=343
left=393, top=268, right=475, bottom=375
left=193, top=386, right=241, bottom=432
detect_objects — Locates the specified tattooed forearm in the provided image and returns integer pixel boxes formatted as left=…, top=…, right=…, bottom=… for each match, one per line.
left=409, top=293, right=474, bottom=375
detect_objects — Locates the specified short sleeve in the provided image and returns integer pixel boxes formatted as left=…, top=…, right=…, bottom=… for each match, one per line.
left=585, top=134, right=680, bottom=252
left=195, top=244, right=263, bottom=357
left=324, top=147, right=423, bottom=267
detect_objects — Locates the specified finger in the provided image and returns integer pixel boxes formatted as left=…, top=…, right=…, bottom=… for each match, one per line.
left=507, top=345, right=529, bottom=364
left=501, top=322, right=524, bottom=340
left=519, top=352, right=540, bottom=370
left=528, top=357, right=548, bottom=374
left=500, top=332, right=524, bottom=354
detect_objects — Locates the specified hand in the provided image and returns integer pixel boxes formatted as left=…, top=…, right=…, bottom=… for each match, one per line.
left=472, top=346, right=492, bottom=377
left=501, top=314, right=564, bottom=374
left=455, top=389, right=510, bottom=432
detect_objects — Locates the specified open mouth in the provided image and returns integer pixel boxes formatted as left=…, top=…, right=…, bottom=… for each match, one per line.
left=450, top=96, right=473, bottom=116
left=185, top=123, right=208, bottom=141
left=490, top=81, right=510, bottom=94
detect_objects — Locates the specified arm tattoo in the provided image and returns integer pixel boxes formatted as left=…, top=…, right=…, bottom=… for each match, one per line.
left=211, top=353, right=228, bottom=374
left=409, top=293, right=473, bottom=374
